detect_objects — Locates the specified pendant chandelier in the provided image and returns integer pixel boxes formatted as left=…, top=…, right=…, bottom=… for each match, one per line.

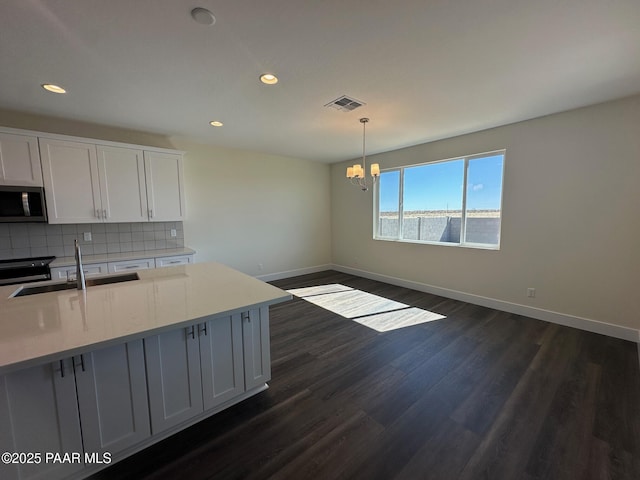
left=346, top=117, right=379, bottom=191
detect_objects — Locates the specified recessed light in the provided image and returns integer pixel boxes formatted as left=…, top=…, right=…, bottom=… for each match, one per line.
left=259, top=74, right=278, bottom=85
left=42, top=84, right=66, bottom=94
left=209, top=121, right=223, bottom=127
left=191, top=8, right=216, bottom=25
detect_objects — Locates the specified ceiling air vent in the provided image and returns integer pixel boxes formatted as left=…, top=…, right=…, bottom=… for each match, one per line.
left=324, top=95, right=366, bottom=112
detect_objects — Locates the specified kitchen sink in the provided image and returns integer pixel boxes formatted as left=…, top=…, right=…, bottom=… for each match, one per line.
left=11, top=273, right=140, bottom=297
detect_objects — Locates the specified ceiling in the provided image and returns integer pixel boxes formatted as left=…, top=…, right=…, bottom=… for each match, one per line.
left=1, top=0, right=639, bottom=163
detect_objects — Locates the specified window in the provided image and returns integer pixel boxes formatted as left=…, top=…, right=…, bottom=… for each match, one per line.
left=374, top=151, right=504, bottom=249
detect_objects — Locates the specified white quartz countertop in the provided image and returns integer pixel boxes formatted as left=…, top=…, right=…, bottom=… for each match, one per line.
left=0, top=261, right=291, bottom=374
left=50, top=247, right=196, bottom=268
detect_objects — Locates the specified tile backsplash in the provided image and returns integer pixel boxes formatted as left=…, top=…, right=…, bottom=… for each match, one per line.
left=0, top=222, right=184, bottom=260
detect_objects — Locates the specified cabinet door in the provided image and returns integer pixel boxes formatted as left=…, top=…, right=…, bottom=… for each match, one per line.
left=242, top=307, right=271, bottom=390
left=96, top=146, right=148, bottom=222
left=0, top=359, right=84, bottom=480
left=0, top=133, right=42, bottom=186
left=74, top=340, right=150, bottom=456
left=143, top=151, right=185, bottom=221
left=144, top=326, right=203, bottom=433
left=199, top=314, right=245, bottom=410
left=39, top=139, right=102, bottom=223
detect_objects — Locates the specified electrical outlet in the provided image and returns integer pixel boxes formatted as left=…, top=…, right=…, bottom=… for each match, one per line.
left=527, top=288, right=536, bottom=298
left=83, top=232, right=92, bottom=242
left=170, top=229, right=177, bottom=238
left=258, top=263, right=264, bottom=271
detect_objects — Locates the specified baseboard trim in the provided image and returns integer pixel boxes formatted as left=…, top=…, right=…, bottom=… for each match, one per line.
left=255, top=264, right=333, bottom=282
left=331, top=264, right=640, bottom=343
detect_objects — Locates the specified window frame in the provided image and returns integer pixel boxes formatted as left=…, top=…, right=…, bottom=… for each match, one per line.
left=373, top=149, right=505, bottom=250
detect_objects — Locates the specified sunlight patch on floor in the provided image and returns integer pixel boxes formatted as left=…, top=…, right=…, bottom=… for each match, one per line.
left=287, top=284, right=446, bottom=332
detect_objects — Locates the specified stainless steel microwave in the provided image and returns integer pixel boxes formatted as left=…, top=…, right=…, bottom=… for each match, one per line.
left=0, top=186, right=48, bottom=222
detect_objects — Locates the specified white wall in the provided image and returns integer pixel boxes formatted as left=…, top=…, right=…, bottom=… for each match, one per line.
left=172, top=141, right=331, bottom=276
left=331, top=95, right=640, bottom=335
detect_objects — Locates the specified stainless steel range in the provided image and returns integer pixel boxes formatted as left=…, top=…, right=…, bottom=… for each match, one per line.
left=0, top=256, right=55, bottom=286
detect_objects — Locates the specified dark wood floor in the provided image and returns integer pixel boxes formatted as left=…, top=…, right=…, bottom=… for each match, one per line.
left=93, top=270, right=640, bottom=480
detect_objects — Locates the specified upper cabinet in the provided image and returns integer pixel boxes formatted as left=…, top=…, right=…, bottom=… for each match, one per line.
left=39, top=138, right=185, bottom=224
left=97, top=145, right=149, bottom=222
left=0, top=133, right=43, bottom=186
left=144, top=151, right=185, bottom=222
left=40, top=138, right=102, bottom=223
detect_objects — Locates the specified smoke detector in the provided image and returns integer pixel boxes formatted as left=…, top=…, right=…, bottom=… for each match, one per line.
left=191, top=8, right=216, bottom=25
left=324, top=95, right=366, bottom=112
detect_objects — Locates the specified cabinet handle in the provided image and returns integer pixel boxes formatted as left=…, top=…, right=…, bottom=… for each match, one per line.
left=148, top=209, right=154, bottom=219
left=74, top=355, right=86, bottom=372
left=186, top=325, right=195, bottom=339
left=168, top=260, right=181, bottom=264
left=95, top=209, right=101, bottom=219
left=124, top=265, right=139, bottom=269
left=198, top=323, right=208, bottom=336
left=102, top=209, right=107, bottom=219
left=59, top=359, right=65, bottom=378
left=22, top=192, right=31, bottom=217
left=242, top=312, right=250, bottom=322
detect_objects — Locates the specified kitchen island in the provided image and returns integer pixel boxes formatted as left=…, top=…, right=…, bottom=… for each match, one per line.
left=0, top=262, right=291, bottom=480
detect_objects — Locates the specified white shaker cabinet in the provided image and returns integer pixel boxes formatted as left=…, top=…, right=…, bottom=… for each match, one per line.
left=144, top=309, right=271, bottom=436
left=144, top=151, right=185, bottom=222
left=0, top=359, right=84, bottom=480
left=40, top=138, right=185, bottom=223
left=144, top=311, right=260, bottom=432
left=41, top=140, right=149, bottom=224
left=200, top=314, right=245, bottom=410
left=0, top=312, right=272, bottom=478
left=0, top=133, right=42, bottom=187
left=74, top=340, right=150, bottom=455
left=0, top=341, right=150, bottom=480
left=144, top=326, right=204, bottom=434
left=96, top=145, right=148, bottom=222
left=39, top=139, right=102, bottom=223
left=242, top=307, right=272, bottom=390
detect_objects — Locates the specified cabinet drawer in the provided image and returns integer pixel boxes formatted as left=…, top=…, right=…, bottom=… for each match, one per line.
left=108, top=258, right=154, bottom=273
left=50, top=263, right=108, bottom=281
left=155, top=255, right=193, bottom=268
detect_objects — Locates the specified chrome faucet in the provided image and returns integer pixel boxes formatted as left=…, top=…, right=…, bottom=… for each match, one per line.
left=74, top=239, right=86, bottom=290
